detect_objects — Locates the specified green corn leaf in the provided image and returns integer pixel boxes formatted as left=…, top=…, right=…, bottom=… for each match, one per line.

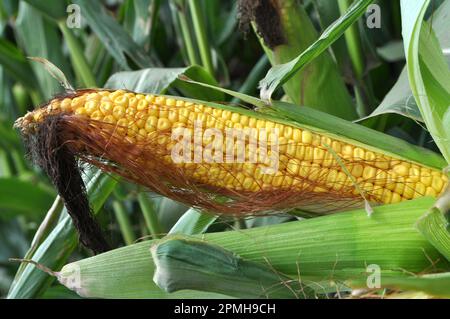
left=169, top=208, right=217, bottom=235
left=7, top=170, right=117, bottom=299
left=0, top=178, right=54, bottom=221
left=0, top=38, right=37, bottom=90
left=15, top=2, right=72, bottom=100
left=72, top=0, right=157, bottom=70
left=252, top=0, right=356, bottom=119
left=259, top=0, right=373, bottom=103
left=22, top=0, right=67, bottom=20
left=362, top=0, right=450, bottom=123
left=105, top=66, right=225, bottom=101
left=401, top=0, right=450, bottom=163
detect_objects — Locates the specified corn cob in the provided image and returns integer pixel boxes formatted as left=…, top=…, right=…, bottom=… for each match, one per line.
left=15, top=89, right=448, bottom=214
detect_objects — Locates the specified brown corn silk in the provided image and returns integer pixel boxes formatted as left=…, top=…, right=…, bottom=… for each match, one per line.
left=15, top=89, right=448, bottom=215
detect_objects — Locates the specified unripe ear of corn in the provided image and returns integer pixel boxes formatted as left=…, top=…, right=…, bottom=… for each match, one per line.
left=15, top=89, right=448, bottom=215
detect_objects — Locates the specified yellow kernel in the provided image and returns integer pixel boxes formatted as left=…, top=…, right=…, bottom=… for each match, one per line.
left=61, top=98, right=72, bottom=111
left=272, top=172, right=284, bottom=187
left=283, top=126, right=293, bottom=139
left=126, top=107, right=137, bottom=117
left=75, top=107, right=88, bottom=116
left=91, top=111, right=103, bottom=121
left=334, top=172, right=348, bottom=191
left=295, top=144, right=305, bottom=160
left=103, top=115, right=115, bottom=124
left=242, top=177, right=253, bottom=190
left=100, top=101, right=114, bottom=115
left=354, top=147, right=365, bottom=160
left=331, top=141, right=341, bottom=153
left=362, top=182, right=374, bottom=193
left=168, top=110, right=178, bottom=122
left=381, top=189, right=392, bottom=203
left=311, top=134, right=321, bottom=147
left=393, top=177, right=405, bottom=195
left=341, top=145, right=353, bottom=158
left=286, top=142, right=297, bottom=157
left=374, top=170, right=387, bottom=186
left=155, top=96, right=166, bottom=105
left=145, top=116, right=158, bottom=132
left=230, top=113, right=240, bottom=123
left=403, top=180, right=415, bottom=199
left=374, top=158, right=389, bottom=170
left=71, top=97, right=85, bottom=108
left=292, top=128, right=302, bottom=142
left=137, top=99, right=149, bottom=111
left=365, top=151, right=376, bottom=161
left=129, top=97, right=138, bottom=108
left=136, top=129, right=147, bottom=141
left=221, top=110, right=232, bottom=120
left=392, top=163, right=410, bottom=176
left=313, top=148, right=325, bottom=163
left=112, top=105, right=126, bottom=119
left=304, top=146, right=313, bottom=161
left=363, top=166, right=377, bottom=179
left=420, top=173, right=432, bottom=187
left=157, top=118, right=171, bottom=130
left=114, top=95, right=129, bottom=106
left=409, top=166, right=421, bottom=182
left=413, top=182, right=426, bottom=198
left=390, top=192, right=402, bottom=203
left=240, top=115, right=249, bottom=126
left=166, top=98, right=176, bottom=106
left=298, top=162, right=311, bottom=178
left=431, top=176, right=444, bottom=193
left=286, top=159, right=300, bottom=175
left=425, top=187, right=437, bottom=197
left=86, top=92, right=100, bottom=101
left=145, top=95, right=155, bottom=103
left=282, top=176, right=293, bottom=187
left=256, top=119, right=266, bottom=129
left=351, top=164, right=364, bottom=178
left=301, top=130, right=313, bottom=144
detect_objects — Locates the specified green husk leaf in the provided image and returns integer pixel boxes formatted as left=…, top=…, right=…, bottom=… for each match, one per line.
left=416, top=206, right=450, bottom=262
left=57, top=197, right=449, bottom=298
left=151, top=238, right=314, bottom=298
